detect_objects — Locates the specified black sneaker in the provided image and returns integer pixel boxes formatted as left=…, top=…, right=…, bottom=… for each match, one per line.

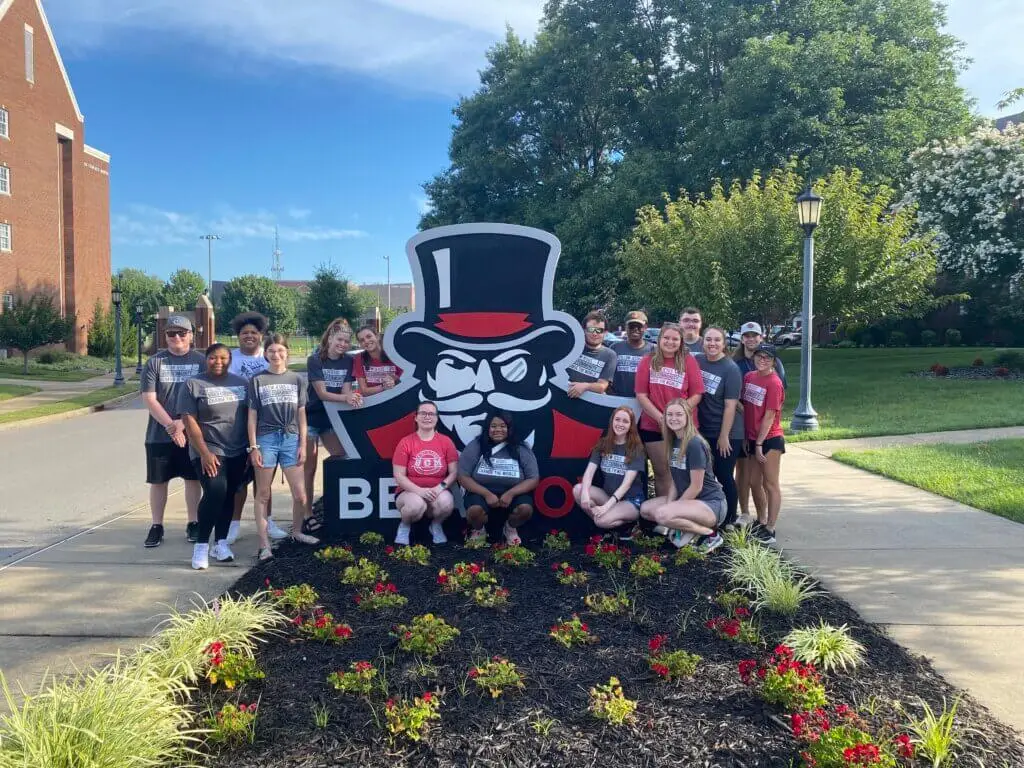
left=186, top=521, right=199, bottom=543
left=760, top=528, right=777, bottom=545
left=144, top=524, right=164, bottom=548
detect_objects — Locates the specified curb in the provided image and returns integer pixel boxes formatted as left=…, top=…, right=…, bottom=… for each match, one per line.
left=0, top=389, right=140, bottom=432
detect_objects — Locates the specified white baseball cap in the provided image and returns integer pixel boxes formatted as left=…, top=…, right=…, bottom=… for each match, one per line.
left=739, top=321, right=763, bottom=336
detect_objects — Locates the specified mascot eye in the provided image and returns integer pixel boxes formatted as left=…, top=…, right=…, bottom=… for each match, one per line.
left=499, top=357, right=528, bottom=383
left=438, top=356, right=472, bottom=372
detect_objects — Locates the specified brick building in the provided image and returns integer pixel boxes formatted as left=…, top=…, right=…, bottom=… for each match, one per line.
left=0, top=0, right=111, bottom=352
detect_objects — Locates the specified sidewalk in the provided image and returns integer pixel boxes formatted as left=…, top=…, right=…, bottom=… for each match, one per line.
left=0, top=372, right=127, bottom=415
left=779, top=428, right=1024, bottom=733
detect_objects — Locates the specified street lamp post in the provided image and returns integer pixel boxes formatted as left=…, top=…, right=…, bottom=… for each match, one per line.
left=135, top=303, right=144, bottom=375
left=112, top=280, right=125, bottom=387
left=790, top=185, right=823, bottom=432
left=383, top=254, right=392, bottom=311
left=200, top=234, right=221, bottom=295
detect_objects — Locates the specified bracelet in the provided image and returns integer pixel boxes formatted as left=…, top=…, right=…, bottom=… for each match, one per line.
left=756, top=442, right=764, bottom=447
left=610, top=494, right=619, bottom=503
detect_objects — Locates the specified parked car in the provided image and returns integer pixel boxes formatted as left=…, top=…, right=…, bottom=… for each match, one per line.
left=775, top=329, right=802, bottom=347
left=643, top=328, right=660, bottom=343
left=602, top=332, right=623, bottom=348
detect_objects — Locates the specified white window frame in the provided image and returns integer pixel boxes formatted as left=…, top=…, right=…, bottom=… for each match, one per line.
left=0, top=166, right=9, bottom=196
left=0, top=108, right=8, bottom=139
left=0, top=223, right=11, bottom=252
left=25, top=25, right=34, bottom=84
left=2, top=293, right=13, bottom=312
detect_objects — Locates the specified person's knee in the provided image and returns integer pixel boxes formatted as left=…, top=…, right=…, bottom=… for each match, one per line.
left=511, top=504, right=533, bottom=525
left=400, top=495, right=427, bottom=520
left=572, top=483, right=584, bottom=503
left=466, top=506, right=487, bottom=528
left=639, top=500, right=659, bottom=520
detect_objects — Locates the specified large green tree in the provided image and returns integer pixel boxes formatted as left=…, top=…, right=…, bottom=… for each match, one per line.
left=300, top=264, right=363, bottom=335
left=218, top=275, right=298, bottom=334
left=0, top=293, right=74, bottom=373
left=161, top=269, right=207, bottom=312
left=113, top=268, right=163, bottom=332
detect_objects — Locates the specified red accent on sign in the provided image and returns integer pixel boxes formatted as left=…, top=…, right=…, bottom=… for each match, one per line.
left=367, top=412, right=416, bottom=460
left=550, top=410, right=603, bottom=459
left=535, top=477, right=575, bottom=519
left=435, top=312, right=532, bottom=338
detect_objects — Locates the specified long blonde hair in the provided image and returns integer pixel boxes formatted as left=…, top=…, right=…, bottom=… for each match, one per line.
left=660, top=398, right=707, bottom=466
left=650, top=322, right=687, bottom=374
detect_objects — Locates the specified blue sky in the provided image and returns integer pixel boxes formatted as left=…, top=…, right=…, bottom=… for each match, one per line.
left=43, top=0, right=1024, bottom=288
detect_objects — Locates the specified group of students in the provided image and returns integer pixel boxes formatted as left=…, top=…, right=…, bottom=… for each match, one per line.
left=140, top=304, right=787, bottom=569
left=140, top=312, right=399, bottom=570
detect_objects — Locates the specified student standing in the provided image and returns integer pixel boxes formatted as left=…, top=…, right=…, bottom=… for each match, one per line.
left=354, top=325, right=403, bottom=395
left=179, top=344, right=249, bottom=570
left=741, top=343, right=786, bottom=544
left=392, top=401, right=458, bottom=545
left=141, top=315, right=205, bottom=548
left=567, top=311, right=617, bottom=397
left=679, top=307, right=704, bottom=355
left=610, top=310, right=654, bottom=397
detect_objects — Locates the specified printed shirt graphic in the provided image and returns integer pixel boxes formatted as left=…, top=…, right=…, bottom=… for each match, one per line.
left=741, top=371, right=785, bottom=442
left=634, top=354, right=706, bottom=433
left=306, top=353, right=354, bottom=411
left=588, top=442, right=646, bottom=498
left=610, top=340, right=654, bottom=396
left=394, top=432, right=458, bottom=489
left=695, top=354, right=744, bottom=441
left=354, top=354, right=403, bottom=387
left=177, top=373, right=249, bottom=459
left=669, top=436, right=726, bottom=504
left=248, top=371, right=308, bottom=435
left=567, top=345, right=617, bottom=384
left=458, top=440, right=539, bottom=492
left=228, top=350, right=270, bottom=380
left=142, top=349, right=206, bottom=444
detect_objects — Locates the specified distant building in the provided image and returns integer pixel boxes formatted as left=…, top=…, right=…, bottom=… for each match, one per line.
left=995, top=112, right=1023, bottom=131
left=0, top=0, right=111, bottom=353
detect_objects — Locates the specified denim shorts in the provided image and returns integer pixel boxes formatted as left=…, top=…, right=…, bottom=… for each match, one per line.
left=257, top=430, right=300, bottom=469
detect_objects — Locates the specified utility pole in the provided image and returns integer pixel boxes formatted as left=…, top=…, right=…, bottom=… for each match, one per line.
left=383, top=254, right=391, bottom=311
left=199, top=234, right=221, bottom=295
left=271, top=226, right=284, bottom=280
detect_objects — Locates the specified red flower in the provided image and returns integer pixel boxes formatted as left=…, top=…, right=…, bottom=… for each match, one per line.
left=354, top=661, right=372, bottom=673
left=550, top=529, right=559, bottom=535
left=468, top=668, right=479, bottom=678
left=374, top=582, right=385, bottom=593
left=842, top=743, right=882, bottom=766
left=354, top=595, right=362, bottom=604
left=263, top=578, right=271, bottom=587
left=292, top=615, right=303, bottom=625
left=315, top=616, right=329, bottom=628
left=774, top=644, right=794, bottom=658
left=551, top=563, right=559, bottom=571
left=580, top=622, right=589, bottom=632
left=648, top=634, right=668, bottom=654
left=651, top=663, right=670, bottom=677
left=385, top=545, right=394, bottom=554
left=386, top=583, right=398, bottom=593
left=469, top=563, right=482, bottom=574
left=734, top=607, right=751, bottom=618
left=563, top=566, right=575, bottom=575
left=589, top=535, right=602, bottom=543
left=835, top=703, right=854, bottom=720
left=737, top=659, right=758, bottom=682
left=334, top=625, right=352, bottom=638
left=893, top=734, right=914, bottom=759
left=722, top=619, right=740, bottom=638
left=422, top=692, right=433, bottom=702
left=584, top=544, right=597, bottom=556
left=386, top=698, right=395, bottom=710
left=437, top=573, right=448, bottom=585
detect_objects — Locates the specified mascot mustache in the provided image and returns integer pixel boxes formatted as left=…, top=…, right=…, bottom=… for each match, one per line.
left=423, top=390, right=553, bottom=413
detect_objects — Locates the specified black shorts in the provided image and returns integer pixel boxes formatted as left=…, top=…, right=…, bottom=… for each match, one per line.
left=700, top=433, right=747, bottom=460
left=639, top=429, right=663, bottom=444
left=146, top=442, right=199, bottom=484
left=748, top=436, right=786, bottom=454
left=463, top=492, right=535, bottom=514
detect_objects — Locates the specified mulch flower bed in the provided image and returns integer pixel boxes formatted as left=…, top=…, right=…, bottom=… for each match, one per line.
left=209, top=537, right=1024, bottom=768
left=914, top=365, right=1024, bottom=381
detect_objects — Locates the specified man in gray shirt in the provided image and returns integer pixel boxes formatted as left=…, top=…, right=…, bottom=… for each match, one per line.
left=141, top=315, right=206, bottom=548
left=679, top=306, right=704, bottom=355
left=611, top=310, right=655, bottom=397
left=568, top=310, right=617, bottom=397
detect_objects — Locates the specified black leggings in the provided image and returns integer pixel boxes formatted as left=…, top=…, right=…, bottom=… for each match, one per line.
left=194, top=454, right=248, bottom=544
left=701, top=433, right=740, bottom=526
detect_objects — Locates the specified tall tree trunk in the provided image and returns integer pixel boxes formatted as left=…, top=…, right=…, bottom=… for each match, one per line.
left=22, top=349, right=29, bottom=375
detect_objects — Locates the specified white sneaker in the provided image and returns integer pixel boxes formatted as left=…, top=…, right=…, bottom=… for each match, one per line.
left=429, top=521, right=447, bottom=545
left=226, top=520, right=241, bottom=545
left=668, top=529, right=696, bottom=549
left=212, top=540, right=235, bottom=563
left=266, top=518, right=289, bottom=541
left=735, top=514, right=754, bottom=529
left=395, top=522, right=412, bottom=546
left=652, top=525, right=669, bottom=536
left=502, top=523, right=521, bottom=546
left=292, top=531, right=319, bottom=545
left=191, top=543, right=209, bottom=570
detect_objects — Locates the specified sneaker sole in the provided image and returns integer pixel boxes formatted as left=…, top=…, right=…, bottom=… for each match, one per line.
left=213, top=556, right=235, bottom=563
left=144, top=541, right=162, bottom=548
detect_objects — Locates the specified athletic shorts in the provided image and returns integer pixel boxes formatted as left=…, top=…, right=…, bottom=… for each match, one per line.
left=748, top=436, right=786, bottom=455
left=639, top=429, right=663, bottom=444
left=463, top=492, right=535, bottom=514
left=146, top=442, right=199, bottom=484
left=306, top=409, right=334, bottom=440
left=701, top=496, right=729, bottom=527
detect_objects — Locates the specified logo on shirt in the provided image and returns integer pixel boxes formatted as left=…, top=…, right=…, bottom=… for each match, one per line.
left=159, top=364, right=200, bottom=384
left=743, top=382, right=767, bottom=407
left=206, top=386, right=246, bottom=405
left=568, top=353, right=606, bottom=380
left=650, top=366, right=684, bottom=388
left=670, top=447, right=687, bottom=470
left=235, top=357, right=269, bottom=379
left=616, top=354, right=642, bottom=374
left=365, top=365, right=397, bottom=385
left=599, top=453, right=627, bottom=476
left=476, top=457, right=521, bottom=480
left=411, top=449, right=445, bottom=476
left=260, top=383, right=299, bottom=405
left=701, top=370, right=722, bottom=395
left=323, top=369, right=349, bottom=389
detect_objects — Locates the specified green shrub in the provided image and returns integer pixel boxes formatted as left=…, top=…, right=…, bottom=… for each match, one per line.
left=888, top=330, right=907, bottom=347
left=921, top=329, right=938, bottom=347
left=36, top=350, right=75, bottom=365
left=994, top=350, right=1024, bottom=369
left=944, top=328, right=962, bottom=346
left=836, top=340, right=856, bottom=349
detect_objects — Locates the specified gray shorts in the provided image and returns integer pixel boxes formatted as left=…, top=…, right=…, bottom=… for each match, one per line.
left=702, top=496, right=728, bottom=527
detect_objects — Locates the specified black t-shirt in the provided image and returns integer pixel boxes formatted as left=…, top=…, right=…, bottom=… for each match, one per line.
left=306, top=353, right=354, bottom=413
left=669, top=436, right=726, bottom=503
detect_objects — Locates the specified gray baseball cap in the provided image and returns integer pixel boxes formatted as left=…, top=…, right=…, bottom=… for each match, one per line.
left=166, top=315, right=193, bottom=331
left=739, top=321, right=763, bottom=336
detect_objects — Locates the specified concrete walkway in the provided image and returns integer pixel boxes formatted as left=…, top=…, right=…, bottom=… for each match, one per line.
left=780, top=428, right=1024, bottom=733
left=0, top=372, right=128, bottom=415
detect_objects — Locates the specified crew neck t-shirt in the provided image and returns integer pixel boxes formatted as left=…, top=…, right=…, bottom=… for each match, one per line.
left=228, top=349, right=269, bottom=380
left=306, top=353, right=354, bottom=412
left=610, top=340, right=655, bottom=396
left=741, top=371, right=785, bottom=442
left=588, top=443, right=646, bottom=499
left=354, top=353, right=403, bottom=388
left=669, top=436, right=726, bottom=503
left=177, top=373, right=249, bottom=459
left=458, top=440, right=539, bottom=492
left=247, top=370, right=307, bottom=436
left=685, top=338, right=704, bottom=356
left=393, top=432, right=459, bottom=489
left=634, top=353, right=706, bottom=433
left=567, top=345, right=617, bottom=384
left=736, top=354, right=788, bottom=389
left=695, top=354, right=744, bottom=441
left=142, top=349, right=206, bottom=444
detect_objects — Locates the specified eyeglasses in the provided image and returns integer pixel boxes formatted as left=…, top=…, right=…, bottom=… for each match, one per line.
left=165, top=329, right=188, bottom=338
left=585, top=327, right=606, bottom=334
left=417, top=411, right=438, bottom=418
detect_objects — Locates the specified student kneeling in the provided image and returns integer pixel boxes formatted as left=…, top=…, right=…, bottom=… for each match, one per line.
left=458, top=412, right=539, bottom=546
left=640, top=398, right=726, bottom=554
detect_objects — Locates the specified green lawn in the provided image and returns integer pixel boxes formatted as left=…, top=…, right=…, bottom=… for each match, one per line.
left=0, top=361, right=109, bottom=381
left=779, top=346, right=1024, bottom=442
left=833, top=439, right=1024, bottom=524
left=0, top=384, right=139, bottom=425
left=0, top=384, right=40, bottom=401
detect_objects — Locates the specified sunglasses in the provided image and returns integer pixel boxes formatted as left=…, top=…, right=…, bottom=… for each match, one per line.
left=165, top=329, right=188, bottom=338
left=585, top=327, right=606, bottom=334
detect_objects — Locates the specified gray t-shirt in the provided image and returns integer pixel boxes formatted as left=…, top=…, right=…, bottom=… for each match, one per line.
left=142, top=349, right=206, bottom=444
left=177, top=373, right=249, bottom=459
left=669, top=436, right=726, bottom=504
left=685, top=338, right=704, bottom=356
left=458, top=440, right=539, bottom=492
left=588, top=443, right=646, bottom=499
left=610, top=340, right=654, bottom=396
left=567, top=345, right=617, bottom=384
left=306, top=353, right=354, bottom=413
left=247, top=370, right=308, bottom=435
left=228, top=349, right=269, bottom=380
left=695, top=354, right=744, bottom=441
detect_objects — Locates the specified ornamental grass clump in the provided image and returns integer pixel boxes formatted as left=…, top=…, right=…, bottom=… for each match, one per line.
left=630, top=553, right=666, bottom=579
left=588, top=677, right=637, bottom=726
left=549, top=614, right=598, bottom=648
left=738, top=645, right=828, bottom=713
left=294, top=609, right=354, bottom=644
left=205, top=702, right=259, bottom=746
left=552, top=561, right=589, bottom=586
left=492, top=543, right=536, bottom=567
left=387, top=544, right=431, bottom=565
left=267, top=581, right=319, bottom=614
left=583, top=590, right=632, bottom=615
left=436, top=561, right=496, bottom=593
left=468, top=656, right=525, bottom=698
left=314, top=545, right=355, bottom=565
left=355, top=581, right=408, bottom=610
left=647, top=634, right=701, bottom=681
left=0, top=658, right=198, bottom=767
left=341, top=557, right=389, bottom=587
left=791, top=705, right=903, bottom=768
left=584, top=536, right=631, bottom=568
left=393, top=614, right=460, bottom=657
left=783, top=622, right=866, bottom=673
left=359, top=531, right=385, bottom=546
left=725, top=544, right=818, bottom=614
left=898, top=696, right=961, bottom=768
left=384, top=692, right=440, bottom=743
left=327, top=661, right=378, bottom=695
left=542, top=529, right=571, bottom=551
left=755, top=569, right=820, bottom=615
left=203, top=642, right=264, bottom=689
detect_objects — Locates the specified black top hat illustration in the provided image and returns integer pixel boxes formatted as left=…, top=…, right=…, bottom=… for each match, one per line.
left=391, top=226, right=577, bottom=364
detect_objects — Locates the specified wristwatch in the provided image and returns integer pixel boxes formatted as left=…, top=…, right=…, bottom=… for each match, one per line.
left=439, top=481, right=448, bottom=490
left=246, top=445, right=259, bottom=453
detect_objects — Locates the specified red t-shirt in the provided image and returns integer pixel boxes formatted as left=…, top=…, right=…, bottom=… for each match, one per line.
left=741, top=371, right=785, bottom=441
left=393, top=432, right=458, bottom=489
left=634, top=353, right=706, bottom=433
left=353, top=353, right=403, bottom=388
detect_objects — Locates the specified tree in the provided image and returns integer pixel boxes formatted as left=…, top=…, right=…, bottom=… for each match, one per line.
left=300, top=264, right=363, bottom=335
left=87, top=300, right=138, bottom=359
left=114, top=268, right=163, bottom=332
left=218, top=275, right=298, bottom=334
left=161, top=269, right=207, bottom=311
left=0, top=293, right=74, bottom=373
left=618, top=165, right=939, bottom=328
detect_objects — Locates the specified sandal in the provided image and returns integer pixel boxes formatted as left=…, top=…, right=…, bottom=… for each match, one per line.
left=301, top=513, right=324, bottom=537
left=257, top=547, right=274, bottom=562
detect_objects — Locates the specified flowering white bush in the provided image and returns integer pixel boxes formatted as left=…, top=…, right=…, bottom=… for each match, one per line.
left=907, top=124, right=1024, bottom=289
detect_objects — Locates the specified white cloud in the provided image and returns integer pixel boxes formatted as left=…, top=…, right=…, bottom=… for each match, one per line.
left=411, top=194, right=433, bottom=217
left=112, top=204, right=367, bottom=247
left=44, top=0, right=546, bottom=96
left=946, top=0, right=1024, bottom=116
left=287, top=207, right=312, bottom=220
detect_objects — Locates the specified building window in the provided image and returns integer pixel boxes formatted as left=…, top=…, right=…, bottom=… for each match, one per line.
left=2, top=293, right=12, bottom=312
left=0, top=108, right=8, bottom=139
left=25, top=25, right=34, bottom=83
left=0, top=223, right=11, bottom=252
left=0, top=167, right=8, bottom=195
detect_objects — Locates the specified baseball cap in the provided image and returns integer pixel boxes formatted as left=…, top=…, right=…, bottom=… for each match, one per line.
left=166, top=315, right=193, bottom=332
left=755, top=343, right=777, bottom=358
left=625, top=310, right=648, bottom=326
left=739, top=321, right=763, bottom=336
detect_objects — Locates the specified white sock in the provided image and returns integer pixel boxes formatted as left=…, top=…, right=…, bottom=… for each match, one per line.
left=227, top=520, right=240, bottom=538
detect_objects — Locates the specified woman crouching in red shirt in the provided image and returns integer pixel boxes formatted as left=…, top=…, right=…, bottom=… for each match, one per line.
left=741, top=343, right=785, bottom=545
left=391, top=401, right=457, bottom=546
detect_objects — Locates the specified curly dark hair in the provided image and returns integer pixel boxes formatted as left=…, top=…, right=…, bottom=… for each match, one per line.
left=476, top=411, right=525, bottom=466
left=230, top=312, right=269, bottom=335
